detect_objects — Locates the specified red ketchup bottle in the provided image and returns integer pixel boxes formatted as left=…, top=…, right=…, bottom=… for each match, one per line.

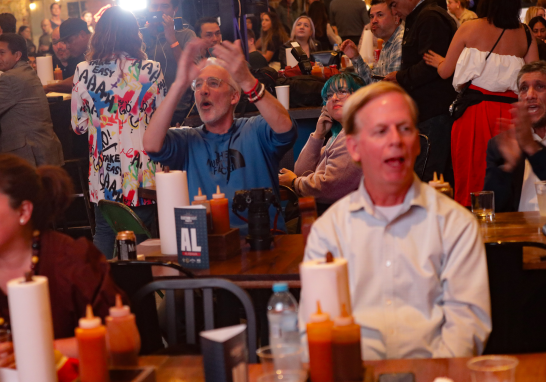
left=210, top=185, right=230, bottom=234
left=332, top=304, right=363, bottom=381
left=75, top=305, right=110, bottom=382
left=307, top=301, right=334, bottom=382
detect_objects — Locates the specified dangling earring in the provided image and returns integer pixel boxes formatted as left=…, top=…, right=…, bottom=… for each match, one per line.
left=20, top=218, right=24, bottom=225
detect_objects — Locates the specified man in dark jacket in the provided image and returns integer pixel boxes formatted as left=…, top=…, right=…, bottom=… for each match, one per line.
left=484, top=62, right=546, bottom=213
left=385, top=0, right=457, bottom=182
left=0, top=34, right=63, bottom=166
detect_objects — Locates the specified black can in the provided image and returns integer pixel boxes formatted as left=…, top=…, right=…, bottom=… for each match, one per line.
left=115, top=231, right=137, bottom=260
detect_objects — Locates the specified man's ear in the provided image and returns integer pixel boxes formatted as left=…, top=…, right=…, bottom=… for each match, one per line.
left=15, top=51, right=22, bottom=62
left=231, top=89, right=241, bottom=105
left=345, top=133, right=362, bottom=164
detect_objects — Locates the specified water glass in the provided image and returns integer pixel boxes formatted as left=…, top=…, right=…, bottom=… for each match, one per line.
left=257, top=370, right=307, bottom=382
left=256, top=344, right=303, bottom=374
left=535, top=181, right=546, bottom=216
left=467, top=355, right=518, bottom=382
left=471, top=191, right=495, bottom=221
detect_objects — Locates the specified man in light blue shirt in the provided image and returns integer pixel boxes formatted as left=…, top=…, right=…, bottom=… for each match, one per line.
left=144, top=39, right=297, bottom=234
left=340, top=0, right=403, bottom=84
left=301, top=82, right=491, bottom=359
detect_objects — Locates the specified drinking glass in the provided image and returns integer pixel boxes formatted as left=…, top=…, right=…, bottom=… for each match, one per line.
left=535, top=181, right=546, bottom=217
left=256, top=344, right=303, bottom=374
left=467, top=355, right=518, bottom=382
left=470, top=191, right=495, bottom=221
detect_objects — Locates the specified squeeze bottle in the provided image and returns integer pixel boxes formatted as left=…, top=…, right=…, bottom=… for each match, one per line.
left=75, top=305, right=110, bottom=382
left=192, top=187, right=213, bottom=233
left=307, top=301, right=334, bottom=382
left=210, top=185, right=230, bottom=234
left=106, top=294, right=141, bottom=367
left=332, top=304, right=363, bottom=381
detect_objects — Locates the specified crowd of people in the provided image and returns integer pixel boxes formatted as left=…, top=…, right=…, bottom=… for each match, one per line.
left=2, top=0, right=546, bottom=366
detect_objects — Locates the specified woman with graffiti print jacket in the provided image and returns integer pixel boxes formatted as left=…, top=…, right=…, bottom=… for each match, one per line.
left=71, top=6, right=166, bottom=259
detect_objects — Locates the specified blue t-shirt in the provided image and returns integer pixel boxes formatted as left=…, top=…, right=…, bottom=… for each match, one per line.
left=148, top=116, right=298, bottom=235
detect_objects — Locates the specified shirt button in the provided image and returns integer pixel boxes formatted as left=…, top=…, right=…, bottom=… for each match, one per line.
left=386, top=260, right=392, bottom=267
left=386, top=300, right=392, bottom=305
left=406, top=28, right=409, bottom=31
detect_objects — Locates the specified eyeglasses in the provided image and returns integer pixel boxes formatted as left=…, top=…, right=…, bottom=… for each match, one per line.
left=325, top=89, right=351, bottom=101
left=191, top=77, right=235, bottom=92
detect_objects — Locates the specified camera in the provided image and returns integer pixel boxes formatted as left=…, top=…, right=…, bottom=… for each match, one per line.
left=232, top=188, right=280, bottom=250
left=290, top=41, right=313, bottom=75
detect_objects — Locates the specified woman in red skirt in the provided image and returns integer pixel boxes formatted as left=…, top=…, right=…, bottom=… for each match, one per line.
left=424, top=0, right=538, bottom=206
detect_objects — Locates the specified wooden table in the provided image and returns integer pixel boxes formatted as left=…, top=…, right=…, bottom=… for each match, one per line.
left=141, top=353, right=546, bottom=381
left=138, top=234, right=304, bottom=289
left=480, top=211, right=546, bottom=269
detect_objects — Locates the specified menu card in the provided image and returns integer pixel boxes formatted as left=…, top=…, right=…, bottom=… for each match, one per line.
left=200, top=324, right=248, bottom=382
left=174, top=206, right=210, bottom=269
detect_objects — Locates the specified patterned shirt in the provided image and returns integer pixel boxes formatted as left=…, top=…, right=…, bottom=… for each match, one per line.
left=352, top=24, right=404, bottom=85
left=71, top=54, right=166, bottom=207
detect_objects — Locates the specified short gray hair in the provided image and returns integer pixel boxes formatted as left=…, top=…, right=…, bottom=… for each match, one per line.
left=517, top=61, right=546, bottom=89
left=202, top=58, right=241, bottom=94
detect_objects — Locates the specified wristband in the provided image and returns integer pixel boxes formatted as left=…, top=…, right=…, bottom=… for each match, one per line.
left=243, top=78, right=259, bottom=96
left=248, top=83, right=266, bottom=103
left=170, top=41, right=180, bottom=48
left=291, top=177, right=297, bottom=190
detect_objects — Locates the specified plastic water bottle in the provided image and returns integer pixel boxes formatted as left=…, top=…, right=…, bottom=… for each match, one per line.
left=267, top=283, right=299, bottom=347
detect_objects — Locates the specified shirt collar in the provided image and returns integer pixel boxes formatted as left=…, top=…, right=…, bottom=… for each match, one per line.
left=532, top=130, right=546, bottom=144
left=385, top=24, right=403, bottom=47
left=349, top=174, right=428, bottom=218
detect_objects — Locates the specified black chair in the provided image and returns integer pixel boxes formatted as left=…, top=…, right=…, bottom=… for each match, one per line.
left=132, top=278, right=258, bottom=363
left=56, top=158, right=95, bottom=237
left=109, top=260, right=195, bottom=354
left=414, top=134, right=430, bottom=180
left=484, top=241, right=546, bottom=354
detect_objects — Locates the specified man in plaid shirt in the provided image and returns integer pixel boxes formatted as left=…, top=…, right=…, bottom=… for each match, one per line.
left=340, top=0, right=403, bottom=84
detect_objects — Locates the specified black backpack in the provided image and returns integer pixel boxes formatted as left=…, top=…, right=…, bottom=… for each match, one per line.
left=275, top=75, right=326, bottom=108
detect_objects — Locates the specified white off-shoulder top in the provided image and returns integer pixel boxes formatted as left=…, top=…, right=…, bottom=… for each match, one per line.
left=452, top=47, right=525, bottom=93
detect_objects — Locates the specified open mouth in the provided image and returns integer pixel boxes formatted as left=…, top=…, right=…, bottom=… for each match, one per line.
left=384, top=156, right=405, bottom=168
left=528, top=104, right=540, bottom=114
left=200, top=100, right=213, bottom=109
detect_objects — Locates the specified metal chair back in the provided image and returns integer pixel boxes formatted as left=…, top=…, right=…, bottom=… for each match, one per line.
left=133, top=278, right=258, bottom=363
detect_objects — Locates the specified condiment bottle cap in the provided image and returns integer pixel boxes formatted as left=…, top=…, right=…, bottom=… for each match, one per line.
left=194, top=187, right=207, bottom=201
left=79, top=305, right=102, bottom=329
left=309, top=301, right=330, bottom=323
left=334, top=304, right=354, bottom=326
left=212, top=185, right=225, bottom=199
left=109, top=294, right=130, bottom=318
left=428, top=172, right=441, bottom=188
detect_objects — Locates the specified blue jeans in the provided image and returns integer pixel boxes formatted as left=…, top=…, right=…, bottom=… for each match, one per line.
left=93, top=203, right=157, bottom=260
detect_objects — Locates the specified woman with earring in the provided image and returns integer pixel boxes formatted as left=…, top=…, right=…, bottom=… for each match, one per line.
left=72, top=6, right=166, bottom=259
left=447, top=0, right=477, bottom=25
left=0, top=154, right=126, bottom=363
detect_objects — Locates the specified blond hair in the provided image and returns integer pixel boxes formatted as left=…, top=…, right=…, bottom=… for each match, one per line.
left=525, top=6, right=545, bottom=25
left=342, top=82, right=418, bottom=135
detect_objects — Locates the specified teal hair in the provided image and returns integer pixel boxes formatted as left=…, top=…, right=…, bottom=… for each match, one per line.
left=321, top=72, right=365, bottom=105
left=320, top=72, right=365, bottom=142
